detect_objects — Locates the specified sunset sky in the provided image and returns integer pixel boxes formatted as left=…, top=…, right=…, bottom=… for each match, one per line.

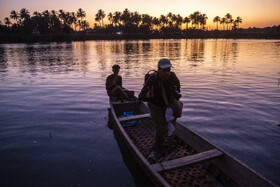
left=1, top=0, right=280, bottom=29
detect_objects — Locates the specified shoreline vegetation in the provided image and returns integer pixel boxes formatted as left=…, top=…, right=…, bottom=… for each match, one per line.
left=1, top=28, right=280, bottom=44
left=1, top=8, right=280, bottom=43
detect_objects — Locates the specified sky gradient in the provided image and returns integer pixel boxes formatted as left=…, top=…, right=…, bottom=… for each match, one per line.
left=1, top=0, right=280, bottom=29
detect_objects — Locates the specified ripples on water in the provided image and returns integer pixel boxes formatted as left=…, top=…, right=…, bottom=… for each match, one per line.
left=0, top=39, right=279, bottom=186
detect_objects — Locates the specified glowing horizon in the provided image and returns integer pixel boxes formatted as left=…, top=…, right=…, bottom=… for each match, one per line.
left=0, top=0, right=280, bottom=29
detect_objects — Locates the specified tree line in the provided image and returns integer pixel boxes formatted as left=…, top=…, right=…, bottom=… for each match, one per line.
left=0, top=8, right=243, bottom=35
left=213, top=14, right=242, bottom=30
left=0, top=8, right=89, bottom=34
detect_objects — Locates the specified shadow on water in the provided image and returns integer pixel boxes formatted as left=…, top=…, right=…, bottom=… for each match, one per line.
left=107, top=108, right=155, bottom=187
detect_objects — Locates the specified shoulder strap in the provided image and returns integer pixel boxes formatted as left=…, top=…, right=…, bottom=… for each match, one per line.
left=160, top=81, right=169, bottom=107
left=144, top=70, right=157, bottom=86
left=147, top=70, right=157, bottom=74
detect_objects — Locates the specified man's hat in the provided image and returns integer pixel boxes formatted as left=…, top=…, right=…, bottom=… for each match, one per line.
left=158, top=58, right=172, bottom=69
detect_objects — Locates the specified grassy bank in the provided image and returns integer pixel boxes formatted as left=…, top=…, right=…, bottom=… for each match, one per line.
left=1, top=28, right=280, bottom=44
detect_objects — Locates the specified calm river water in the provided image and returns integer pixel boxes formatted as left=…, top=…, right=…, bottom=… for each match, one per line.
left=0, top=39, right=279, bottom=186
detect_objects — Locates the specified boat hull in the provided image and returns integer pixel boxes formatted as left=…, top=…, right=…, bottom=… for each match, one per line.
left=109, top=99, right=277, bottom=187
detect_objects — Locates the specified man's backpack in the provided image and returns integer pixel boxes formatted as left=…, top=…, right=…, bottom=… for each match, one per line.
left=144, top=70, right=157, bottom=86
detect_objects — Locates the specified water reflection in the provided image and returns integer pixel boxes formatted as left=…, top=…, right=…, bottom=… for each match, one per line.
left=0, top=39, right=279, bottom=78
left=0, top=39, right=262, bottom=83
left=212, top=40, right=238, bottom=64
left=189, top=40, right=205, bottom=67
left=0, top=48, right=7, bottom=72
left=0, top=43, right=93, bottom=74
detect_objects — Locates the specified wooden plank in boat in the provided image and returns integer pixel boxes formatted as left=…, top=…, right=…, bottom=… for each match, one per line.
left=118, top=113, right=150, bottom=122
left=152, top=149, right=223, bottom=172
left=111, top=99, right=139, bottom=105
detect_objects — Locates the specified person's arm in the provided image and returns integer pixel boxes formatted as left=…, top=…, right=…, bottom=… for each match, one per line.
left=106, top=75, right=117, bottom=90
left=120, top=76, right=122, bottom=87
left=171, top=72, right=181, bottom=92
left=139, top=76, right=154, bottom=101
left=139, top=83, right=148, bottom=101
left=118, top=76, right=123, bottom=88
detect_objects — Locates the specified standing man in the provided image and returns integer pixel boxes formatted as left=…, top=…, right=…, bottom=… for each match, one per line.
left=106, top=64, right=133, bottom=100
left=139, top=58, right=181, bottom=155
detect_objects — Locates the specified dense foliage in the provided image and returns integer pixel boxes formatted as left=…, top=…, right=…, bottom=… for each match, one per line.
left=0, top=8, right=244, bottom=34
left=0, top=8, right=279, bottom=43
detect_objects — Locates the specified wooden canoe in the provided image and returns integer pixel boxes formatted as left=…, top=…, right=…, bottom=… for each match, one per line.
left=109, top=98, right=278, bottom=187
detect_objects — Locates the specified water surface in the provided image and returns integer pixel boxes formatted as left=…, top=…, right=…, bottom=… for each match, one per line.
left=0, top=39, right=279, bottom=186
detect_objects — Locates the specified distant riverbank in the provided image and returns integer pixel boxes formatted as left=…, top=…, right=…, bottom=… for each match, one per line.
left=1, top=27, right=280, bottom=43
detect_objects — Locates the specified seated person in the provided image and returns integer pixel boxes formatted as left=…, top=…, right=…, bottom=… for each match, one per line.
left=106, top=64, right=134, bottom=100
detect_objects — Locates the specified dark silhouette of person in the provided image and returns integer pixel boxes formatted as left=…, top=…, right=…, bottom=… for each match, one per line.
left=106, top=64, right=133, bottom=100
left=139, top=58, right=180, bottom=156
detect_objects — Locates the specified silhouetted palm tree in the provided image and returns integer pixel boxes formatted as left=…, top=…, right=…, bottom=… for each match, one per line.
left=4, top=17, right=11, bottom=27
left=76, top=8, right=86, bottom=30
left=81, top=20, right=89, bottom=30
left=175, top=14, right=183, bottom=29
left=49, top=10, right=61, bottom=31
left=167, top=12, right=174, bottom=27
left=213, top=16, right=221, bottom=30
left=171, top=14, right=177, bottom=27
left=152, top=17, right=160, bottom=30
left=70, top=12, right=77, bottom=30
left=107, top=12, right=113, bottom=25
left=58, top=9, right=66, bottom=24
left=42, top=10, right=51, bottom=29
left=76, top=8, right=86, bottom=21
left=190, top=11, right=201, bottom=29
left=141, top=14, right=153, bottom=31
left=141, top=14, right=152, bottom=25
left=113, top=11, right=121, bottom=27
left=189, top=13, right=194, bottom=28
left=95, top=13, right=101, bottom=27
left=42, top=10, right=50, bottom=20
left=33, top=11, right=41, bottom=17
left=225, top=13, right=232, bottom=30
left=97, top=9, right=105, bottom=27
left=65, top=12, right=71, bottom=25
left=121, top=8, right=131, bottom=27
left=58, top=10, right=72, bottom=28
left=235, top=16, right=242, bottom=28
left=131, top=12, right=141, bottom=27
left=10, top=10, right=19, bottom=24
left=220, top=18, right=226, bottom=30
left=229, top=18, right=234, bottom=30
left=77, top=20, right=82, bottom=30
left=159, top=15, right=168, bottom=27
left=19, top=8, right=30, bottom=21
left=183, top=17, right=190, bottom=29
left=200, top=13, right=208, bottom=30
left=31, top=10, right=46, bottom=34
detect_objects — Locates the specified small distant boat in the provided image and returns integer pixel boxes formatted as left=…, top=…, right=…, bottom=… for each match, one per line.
left=109, top=97, right=277, bottom=187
